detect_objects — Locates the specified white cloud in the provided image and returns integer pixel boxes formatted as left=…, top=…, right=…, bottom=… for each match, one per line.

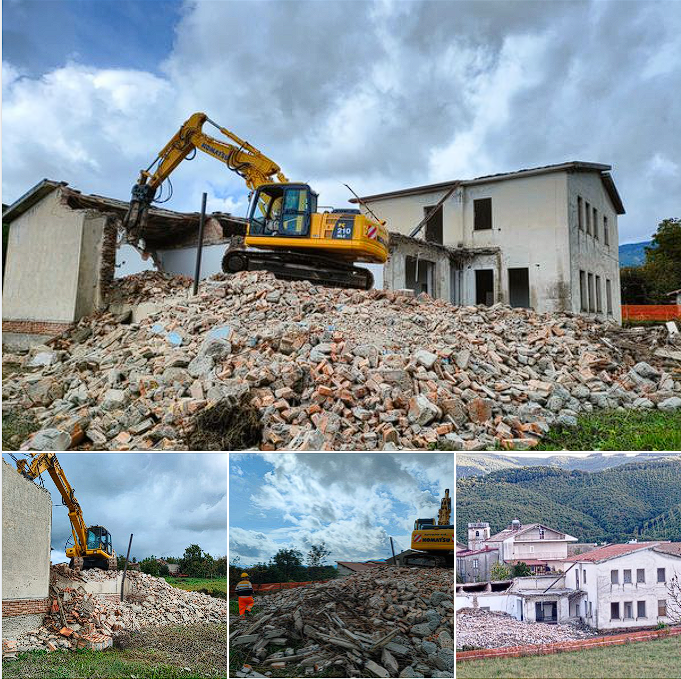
left=3, top=1, right=680, bottom=244
left=229, top=453, right=452, bottom=564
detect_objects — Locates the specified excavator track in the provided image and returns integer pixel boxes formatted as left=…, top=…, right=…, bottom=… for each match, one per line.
left=222, top=249, right=374, bottom=290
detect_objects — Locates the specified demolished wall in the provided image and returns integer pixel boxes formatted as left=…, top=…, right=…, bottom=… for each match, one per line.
left=2, top=461, right=52, bottom=636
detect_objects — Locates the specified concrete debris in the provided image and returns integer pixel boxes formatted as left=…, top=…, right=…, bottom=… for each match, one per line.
left=3, top=566, right=226, bottom=654
left=3, top=270, right=680, bottom=450
left=456, top=608, right=594, bottom=650
left=230, top=566, right=454, bottom=678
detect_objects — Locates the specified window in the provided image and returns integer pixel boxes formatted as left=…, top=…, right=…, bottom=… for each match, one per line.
left=658, top=568, right=666, bottom=583
left=588, top=273, right=595, bottom=312
left=596, top=275, right=602, bottom=313
left=539, top=528, right=545, bottom=539
left=529, top=545, right=534, bottom=553
left=583, top=569, right=587, bottom=583
left=578, top=196, right=584, bottom=230
left=589, top=601, right=593, bottom=617
left=624, top=601, right=633, bottom=619
left=611, top=570, right=619, bottom=585
left=576, top=570, right=579, bottom=587
left=606, top=279, right=613, bottom=314
left=586, top=202, right=591, bottom=234
left=508, top=268, right=530, bottom=308
left=659, top=600, right=667, bottom=616
left=593, top=207, right=598, bottom=239
left=637, top=600, right=646, bottom=618
left=580, top=270, right=587, bottom=311
left=623, top=569, right=632, bottom=584
left=604, top=215, right=609, bottom=246
left=281, top=187, right=310, bottom=236
left=473, top=558, right=479, bottom=568
left=637, top=569, right=645, bottom=584
left=611, top=602, right=620, bottom=620
left=474, top=198, right=493, bottom=230
left=475, top=530, right=480, bottom=537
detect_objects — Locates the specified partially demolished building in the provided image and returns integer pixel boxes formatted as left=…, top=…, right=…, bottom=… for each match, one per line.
left=2, top=179, right=245, bottom=347
left=353, top=161, right=625, bottom=322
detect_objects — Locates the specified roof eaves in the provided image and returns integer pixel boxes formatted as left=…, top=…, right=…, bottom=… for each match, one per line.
left=3, top=179, right=68, bottom=224
left=600, top=172, right=626, bottom=215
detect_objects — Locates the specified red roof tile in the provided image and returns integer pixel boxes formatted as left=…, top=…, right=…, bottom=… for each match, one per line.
left=653, top=543, right=681, bottom=557
left=566, top=542, right=660, bottom=563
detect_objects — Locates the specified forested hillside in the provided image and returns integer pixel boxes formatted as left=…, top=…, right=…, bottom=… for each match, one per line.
left=456, top=453, right=673, bottom=478
left=456, top=458, right=681, bottom=544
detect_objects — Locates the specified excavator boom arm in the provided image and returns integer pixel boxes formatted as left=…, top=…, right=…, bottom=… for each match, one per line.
left=17, top=454, right=89, bottom=556
left=124, top=112, right=288, bottom=242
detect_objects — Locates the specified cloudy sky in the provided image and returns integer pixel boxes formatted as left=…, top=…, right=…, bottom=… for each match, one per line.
left=229, top=452, right=453, bottom=565
left=3, top=0, right=680, bottom=244
left=3, top=453, right=227, bottom=563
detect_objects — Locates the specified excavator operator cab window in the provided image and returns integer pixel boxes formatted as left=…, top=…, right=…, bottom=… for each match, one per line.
left=249, top=184, right=313, bottom=238
left=414, top=518, right=435, bottom=531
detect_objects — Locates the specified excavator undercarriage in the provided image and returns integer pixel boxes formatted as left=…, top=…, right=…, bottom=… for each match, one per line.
left=222, top=249, right=374, bottom=290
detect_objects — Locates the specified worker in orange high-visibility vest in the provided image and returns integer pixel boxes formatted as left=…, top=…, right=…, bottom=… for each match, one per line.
left=236, top=572, right=255, bottom=616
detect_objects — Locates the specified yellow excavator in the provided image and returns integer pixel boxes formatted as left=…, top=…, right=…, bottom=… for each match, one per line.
left=123, top=112, right=389, bottom=289
left=15, top=453, right=117, bottom=571
left=395, top=489, right=453, bottom=568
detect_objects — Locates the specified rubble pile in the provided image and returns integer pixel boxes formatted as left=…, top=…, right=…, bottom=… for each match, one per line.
left=3, top=567, right=227, bottom=655
left=456, top=608, right=594, bottom=649
left=230, top=566, right=454, bottom=678
left=3, top=271, right=680, bottom=450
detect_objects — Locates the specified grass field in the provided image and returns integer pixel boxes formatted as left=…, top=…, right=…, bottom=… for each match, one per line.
left=2, top=623, right=226, bottom=679
left=165, top=577, right=226, bottom=599
left=457, top=635, right=681, bottom=678
left=535, top=409, right=681, bottom=451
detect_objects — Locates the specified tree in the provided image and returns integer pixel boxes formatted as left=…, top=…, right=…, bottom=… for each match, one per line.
left=490, top=561, right=512, bottom=581
left=132, top=556, right=137, bottom=563
left=306, top=542, right=331, bottom=580
left=272, top=548, right=303, bottom=582
left=180, top=544, right=204, bottom=577
left=159, top=563, right=170, bottom=576
left=512, top=562, right=532, bottom=577
left=139, top=556, right=160, bottom=576
left=117, top=555, right=128, bottom=570
left=621, top=218, right=681, bottom=304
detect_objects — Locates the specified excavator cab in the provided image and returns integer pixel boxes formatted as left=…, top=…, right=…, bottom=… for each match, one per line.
left=87, top=526, right=113, bottom=555
left=248, top=183, right=318, bottom=238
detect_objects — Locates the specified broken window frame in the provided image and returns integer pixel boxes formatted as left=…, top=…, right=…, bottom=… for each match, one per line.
left=423, top=204, right=444, bottom=245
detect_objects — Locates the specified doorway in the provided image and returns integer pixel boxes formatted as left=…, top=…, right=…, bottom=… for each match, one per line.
left=475, top=269, right=494, bottom=305
left=508, top=267, right=530, bottom=308
left=406, top=256, right=434, bottom=295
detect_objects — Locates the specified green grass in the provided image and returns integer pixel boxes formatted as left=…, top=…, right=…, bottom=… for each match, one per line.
left=457, top=634, right=681, bottom=678
left=535, top=410, right=681, bottom=451
left=165, top=577, right=226, bottom=599
left=2, top=623, right=226, bottom=679
left=2, top=408, right=40, bottom=451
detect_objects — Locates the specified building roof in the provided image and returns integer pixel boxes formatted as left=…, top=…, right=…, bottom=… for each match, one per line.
left=487, top=522, right=576, bottom=543
left=566, top=541, right=661, bottom=563
left=349, top=161, right=625, bottom=215
left=335, top=561, right=381, bottom=572
left=2, top=178, right=247, bottom=249
left=653, top=543, right=681, bottom=557
left=457, top=546, right=499, bottom=557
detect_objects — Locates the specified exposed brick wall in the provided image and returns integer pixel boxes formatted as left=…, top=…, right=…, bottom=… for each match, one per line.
left=2, top=320, right=73, bottom=336
left=2, top=598, right=50, bottom=617
left=456, top=625, right=681, bottom=662
left=98, top=215, right=119, bottom=306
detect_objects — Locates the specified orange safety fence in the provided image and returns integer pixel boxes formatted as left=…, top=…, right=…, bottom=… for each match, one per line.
left=230, top=580, right=329, bottom=596
left=621, top=304, right=681, bottom=322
